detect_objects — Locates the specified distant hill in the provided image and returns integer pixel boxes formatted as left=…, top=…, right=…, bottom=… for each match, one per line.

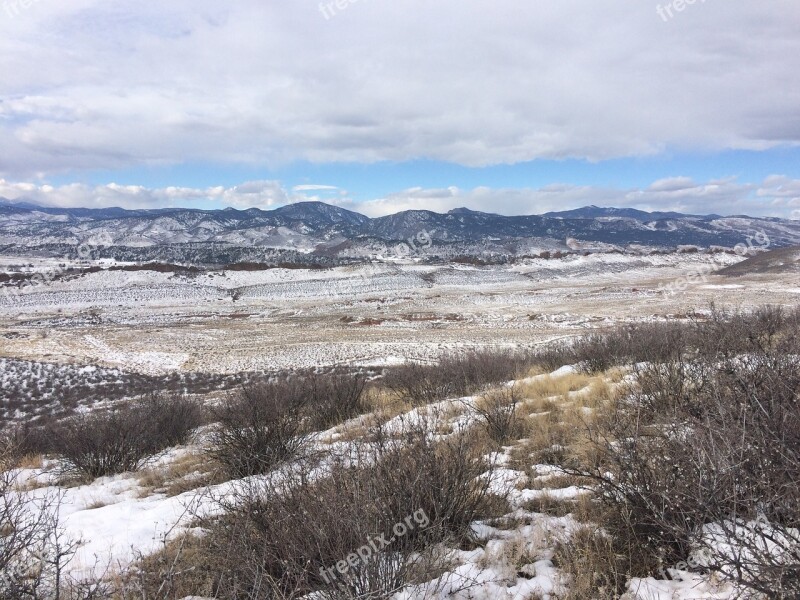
left=716, top=246, right=800, bottom=277
left=543, top=205, right=708, bottom=220
left=1, top=198, right=799, bottom=252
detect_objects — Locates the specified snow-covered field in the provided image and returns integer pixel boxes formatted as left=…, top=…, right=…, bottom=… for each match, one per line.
left=3, top=251, right=796, bottom=377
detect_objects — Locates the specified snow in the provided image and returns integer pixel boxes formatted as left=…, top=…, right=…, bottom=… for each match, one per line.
left=625, top=572, right=736, bottom=599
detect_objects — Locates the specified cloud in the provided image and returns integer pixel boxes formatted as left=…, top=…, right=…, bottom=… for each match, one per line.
left=0, top=1, right=799, bottom=176
left=344, top=177, right=800, bottom=219
left=758, top=175, right=800, bottom=202
left=292, top=185, right=340, bottom=192
left=0, top=179, right=292, bottom=209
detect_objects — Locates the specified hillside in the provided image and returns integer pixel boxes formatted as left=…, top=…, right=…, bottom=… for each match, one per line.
left=716, top=245, right=800, bottom=277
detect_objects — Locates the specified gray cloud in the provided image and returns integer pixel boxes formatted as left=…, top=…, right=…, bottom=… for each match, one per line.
left=0, top=1, right=799, bottom=176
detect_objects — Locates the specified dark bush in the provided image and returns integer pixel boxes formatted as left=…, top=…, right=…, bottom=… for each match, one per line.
left=368, top=418, right=503, bottom=543
left=572, top=321, right=688, bottom=373
left=208, top=381, right=310, bottom=478
left=569, top=305, right=800, bottom=596
left=50, top=394, right=203, bottom=480
left=305, top=373, right=368, bottom=430
left=473, top=386, right=523, bottom=445
left=383, top=349, right=531, bottom=405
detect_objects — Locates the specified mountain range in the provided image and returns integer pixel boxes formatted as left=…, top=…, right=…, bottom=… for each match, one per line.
left=2, top=198, right=799, bottom=254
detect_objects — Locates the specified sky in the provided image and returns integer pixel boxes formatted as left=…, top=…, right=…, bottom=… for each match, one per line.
left=0, top=0, right=799, bottom=218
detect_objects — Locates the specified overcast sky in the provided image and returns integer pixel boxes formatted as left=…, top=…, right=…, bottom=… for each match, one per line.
left=0, top=0, right=798, bottom=217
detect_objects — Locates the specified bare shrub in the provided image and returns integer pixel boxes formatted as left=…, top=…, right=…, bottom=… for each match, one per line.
left=572, top=321, right=688, bottom=373
left=367, top=418, right=506, bottom=545
left=50, top=395, right=203, bottom=480
left=566, top=306, right=800, bottom=597
left=529, top=342, right=576, bottom=372
left=553, top=525, right=632, bottom=599
left=383, top=350, right=531, bottom=405
left=135, top=421, right=503, bottom=599
left=144, top=393, right=206, bottom=448
left=382, top=360, right=456, bottom=405
left=0, top=440, right=85, bottom=599
left=474, top=386, right=523, bottom=445
left=306, top=373, right=368, bottom=430
left=208, top=381, right=310, bottom=478
left=0, top=421, right=53, bottom=460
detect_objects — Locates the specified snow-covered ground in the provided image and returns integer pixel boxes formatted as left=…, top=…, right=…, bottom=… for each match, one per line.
left=3, top=252, right=797, bottom=376
left=6, top=367, right=749, bottom=599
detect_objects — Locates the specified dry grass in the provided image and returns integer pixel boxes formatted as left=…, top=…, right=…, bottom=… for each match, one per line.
left=361, top=385, right=412, bottom=418
left=126, top=532, right=216, bottom=599
left=552, top=525, right=631, bottom=599
left=137, top=451, right=223, bottom=498
left=522, top=493, right=576, bottom=518
left=477, top=530, right=547, bottom=573
left=85, top=498, right=111, bottom=510
left=518, top=373, right=593, bottom=401
left=530, top=473, right=583, bottom=491
left=521, top=364, right=550, bottom=379
left=331, top=419, right=372, bottom=442
left=507, top=370, right=622, bottom=470
left=15, top=453, right=44, bottom=470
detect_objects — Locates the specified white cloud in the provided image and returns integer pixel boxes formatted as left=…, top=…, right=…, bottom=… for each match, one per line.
left=0, top=1, right=799, bottom=176
left=0, top=179, right=292, bottom=209
left=758, top=175, right=800, bottom=202
left=292, top=185, right=340, bottom=192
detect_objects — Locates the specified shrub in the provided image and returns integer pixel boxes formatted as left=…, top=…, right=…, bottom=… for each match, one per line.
left=473, top=386, right=523, bottom=445
left=553, top=525, right=632, bottom=599
left=144, top=393, right=206, bottom=447
left=383, top=350, right=531, bottom=405
left=572, top=321, right=688, bottom=373
left=0, top=439, right=88, bottom=599
left=208, top=381, right=310, bottom=478
left=50, top=394, right=203, bottom=480
left=568, top=306, right=800, bottom=596
left=367, top=418, right=504, bottom=545
left=137, top=421, right=503, bottom=599
left=306, top=373, right=368, bottom=430
left=529, top=342, right=576, bottom=372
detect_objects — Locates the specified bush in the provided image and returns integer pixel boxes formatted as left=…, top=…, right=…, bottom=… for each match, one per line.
left=383, top=350, right=531, bottom=405
left=473, top=386, right=523, bottom=445
left=572, top=321, right=688, bottom=373
left=50, top=394, right=203, bottom=480
left=553, top=525, right=632, bottom=599
left=0, top=421, right=53, bottom=459
left=135, top=420, right=503, bottom=599
left=368, top=418, right=505, bottom=543
left=305, top=373, right=368, bottom=430
left=0, top=439, right=91, bottom=599
left=208, top=381, right=310, bottom=478
left=568, top=306, right=800, bottom=596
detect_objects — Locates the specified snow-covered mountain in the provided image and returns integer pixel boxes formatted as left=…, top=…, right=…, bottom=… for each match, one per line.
left=2, top=199, right=799, bottom=251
